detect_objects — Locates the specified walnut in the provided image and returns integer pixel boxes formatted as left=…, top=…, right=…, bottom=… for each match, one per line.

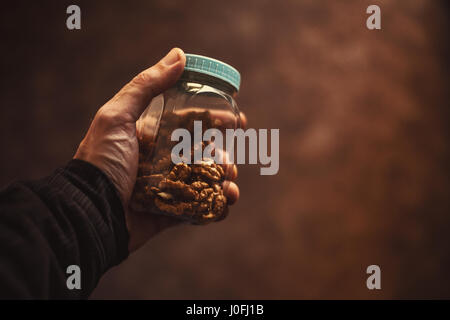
left=212, top=194, right=227, bottom=215
left=191, top=181, right=209, bottom=191
left=156, top=192, right=173, bottom=201
left=154, top=198, right=193, bottom=216
left=158, top=179, right=197, bottom=201
left=212, top=182, right=221, bottom=192
left=192, top=162, right=222, bottom=181
left=197, top=187, right=213, bottom=201
left=167, top=163, right=191, bottom=181
left=130, top=110, right=230, bottom=224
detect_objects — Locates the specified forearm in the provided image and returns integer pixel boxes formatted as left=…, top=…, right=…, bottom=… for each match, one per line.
left=0, top=159, right=129, bottom=299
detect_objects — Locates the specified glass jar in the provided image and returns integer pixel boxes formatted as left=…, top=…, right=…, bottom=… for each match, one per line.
left=130, top=54, right=241, bottom=225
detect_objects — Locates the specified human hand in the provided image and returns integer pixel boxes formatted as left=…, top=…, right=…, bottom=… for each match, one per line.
left=74, top=48, right=245, bottom=252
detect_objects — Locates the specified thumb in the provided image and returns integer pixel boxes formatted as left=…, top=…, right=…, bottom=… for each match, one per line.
left=110, top=48, right=186, bottom=122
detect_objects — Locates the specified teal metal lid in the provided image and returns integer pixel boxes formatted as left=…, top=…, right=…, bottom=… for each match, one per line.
left=184, top=54, right=241, bottom=92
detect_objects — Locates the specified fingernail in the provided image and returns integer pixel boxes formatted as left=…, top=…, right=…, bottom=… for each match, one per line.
left=232, top=165, right=238, bottom=180
left=161, top=48, right=183, bottom=66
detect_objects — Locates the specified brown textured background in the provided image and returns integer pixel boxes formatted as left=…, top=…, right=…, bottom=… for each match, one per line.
left=0, top=0, right=449, bottom=299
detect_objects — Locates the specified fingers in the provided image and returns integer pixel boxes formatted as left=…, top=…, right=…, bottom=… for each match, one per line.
left=230, top=165, right=238, bottom=181
left=222, top=162, right=238, bottom=181
left=211, top=147, right=237, bottom=180
left=223, top=180, right=239, bottom=205
left=108, top=48, right=186, bottom=122
left=211, top=147, right=239, bottom=205
left=239, top=111, right=247, bottom=129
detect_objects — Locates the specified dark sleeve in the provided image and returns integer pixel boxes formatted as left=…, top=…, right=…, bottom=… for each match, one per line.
left=0, top=159, right=129, bottom=299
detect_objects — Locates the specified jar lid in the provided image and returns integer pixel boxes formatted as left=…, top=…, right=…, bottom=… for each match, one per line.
left=184, top=54, right=241, bottom=92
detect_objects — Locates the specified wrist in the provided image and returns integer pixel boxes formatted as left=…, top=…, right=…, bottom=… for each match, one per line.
left=126, top=208, right=182, bottom=252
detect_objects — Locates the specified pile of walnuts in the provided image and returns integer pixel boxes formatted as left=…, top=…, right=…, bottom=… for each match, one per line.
left=130, top=110, right=229, bottom=224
